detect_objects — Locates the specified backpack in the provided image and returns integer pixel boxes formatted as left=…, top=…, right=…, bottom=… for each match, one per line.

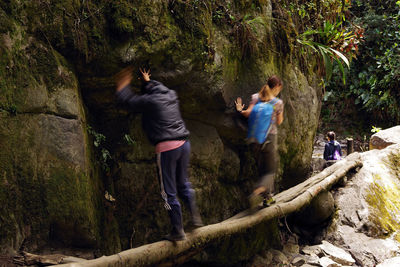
left=247, top=98, right=278, bottom=144
left=333, top=148, right=341, bottom=160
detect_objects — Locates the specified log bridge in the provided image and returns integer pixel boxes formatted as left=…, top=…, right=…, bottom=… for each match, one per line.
left=35, top=153, right=364, bottom=266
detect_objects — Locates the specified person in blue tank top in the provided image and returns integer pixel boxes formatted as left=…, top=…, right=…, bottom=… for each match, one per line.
left=235, top=75, right=284, bottom=211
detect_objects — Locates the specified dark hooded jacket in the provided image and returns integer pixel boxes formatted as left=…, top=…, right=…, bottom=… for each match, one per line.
left=116, top=80, right=189, bottom=145
left=323, top=140, right=342, bottom=160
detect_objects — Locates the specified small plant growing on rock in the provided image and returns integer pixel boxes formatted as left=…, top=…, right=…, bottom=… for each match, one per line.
left=371, top=126, right=382, bottom=133
left=87, top=125, right=112, bottom=172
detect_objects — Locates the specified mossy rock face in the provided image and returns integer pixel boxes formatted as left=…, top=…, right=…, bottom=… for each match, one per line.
left=0, top=114, right=100, bottom=252
left=1, top=0, right=327, bottom=261
left=366, top=172, right=400, bottom=241
left=363, top=147, right=400, bottom=242
left=0, top=8, right=109, bottom=253
left=113, top=161, right=163, bottom=248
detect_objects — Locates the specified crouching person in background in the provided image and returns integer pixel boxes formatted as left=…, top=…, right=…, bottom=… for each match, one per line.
left=323, top=131, right=342, bottom=166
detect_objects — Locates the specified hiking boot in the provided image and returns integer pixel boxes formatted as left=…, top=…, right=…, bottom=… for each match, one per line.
left=163, top=230, right=186, bottom=241
left=249, top=193, right=264, bottom=211
left=263, top=197, right=276, bottom=207
left=192, top=213, right=204, bottom=228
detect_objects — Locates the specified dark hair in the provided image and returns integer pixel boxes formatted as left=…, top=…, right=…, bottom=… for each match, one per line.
left=327, top=131, right=336, bottom=140
left=267, top=75, right=283, bottom=89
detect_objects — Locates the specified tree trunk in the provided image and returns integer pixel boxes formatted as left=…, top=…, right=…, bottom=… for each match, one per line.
left=57, top=152, right=362, bottom=267
left=347, top=138, right=354, bottom=154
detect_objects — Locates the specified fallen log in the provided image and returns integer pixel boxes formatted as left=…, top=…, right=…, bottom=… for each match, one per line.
left=13, top=252, right=88, bottom=266
left=57, top=152, right=362, bottom=267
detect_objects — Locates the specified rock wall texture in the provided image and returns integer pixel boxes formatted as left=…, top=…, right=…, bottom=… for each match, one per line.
left=0, top=30, right=104, bottom=253
left=0, top=0, right=325, bottom=257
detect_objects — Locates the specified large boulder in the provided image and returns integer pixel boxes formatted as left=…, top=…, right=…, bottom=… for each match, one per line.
left=324, top=143, right=400, bottom=266
left=370, top=125, right=400, bottom=150
left=0, top=28, right=107, bottom=253
left=293, top=190, right=335, bottom=226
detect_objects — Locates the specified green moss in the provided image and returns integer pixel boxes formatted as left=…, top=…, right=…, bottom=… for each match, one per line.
left=109, top=1, right=138, bottom=34
left=0, top=7, right=14, bottom=33
left=0, top=132, right=103, bottom=248
left=45, top=167, right=99, bottom=246
left=366, top=174, right=400, bottom=242
left=0, top=170, right=21, bottom=251
left=385, top=151, right=400, bottom=178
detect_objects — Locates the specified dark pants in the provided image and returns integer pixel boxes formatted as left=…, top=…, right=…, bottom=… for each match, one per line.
left=156, top=140, right=197, bottom=234
left=250, top=134, right=278, bottom=196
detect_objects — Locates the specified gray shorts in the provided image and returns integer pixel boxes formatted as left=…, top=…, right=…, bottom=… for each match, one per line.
left=250, top=134, right=278, bottom=195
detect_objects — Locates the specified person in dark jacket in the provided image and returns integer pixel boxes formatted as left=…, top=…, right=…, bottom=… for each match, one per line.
left=323, top=131, right=342, bottom=161
left=115, top=67, right=203, bottom=241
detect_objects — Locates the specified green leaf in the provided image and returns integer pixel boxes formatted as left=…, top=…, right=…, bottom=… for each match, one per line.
left=319, top=46, right=333, bottom=81
left=336, top=59, right=346, bottom=85
left=329, top=48, right=350, bottom=68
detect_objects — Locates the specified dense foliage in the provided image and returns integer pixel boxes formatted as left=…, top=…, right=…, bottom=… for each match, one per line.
left=325, top=0, right=400, bottom=127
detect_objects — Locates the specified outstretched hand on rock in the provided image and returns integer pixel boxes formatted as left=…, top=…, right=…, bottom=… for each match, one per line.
left=235, top=97, right=245, bottom=112
left=139, top=68, right=151, bottom=82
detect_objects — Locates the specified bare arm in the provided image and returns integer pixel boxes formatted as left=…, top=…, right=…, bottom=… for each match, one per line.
left=240, top=103, right=255, bottom=118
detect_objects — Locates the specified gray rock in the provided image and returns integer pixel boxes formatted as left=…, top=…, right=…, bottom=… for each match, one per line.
left=218, top=147, right=241, bottom=182
left=319, top=256, right=341, bottom=267
left=332, top=225, right=399, bottom=267
left=303, top=253, right=321, bottom=266
left=125, top=116, right=156, bottom=161
left=52, top=88, right=80, bottom=118
left=186, top=120, right=224, bottom=173
left=376, top=256, right=400, bottom=267
left=292, top=256, right=306, bottom=266
left=283, top=243, right=300, bottom=255
left=295, top=190, right=335, bottom=226
left=319, top=240, right=355, bottom=266
left=272, top=249, right=289, bottom=265
left=332, top=179, right=370, bottom=230
left=370, top=125, right=400, bottom=149
left=283, top=236, right=300, bottom=255
left=17, top=84, right=49, bottom=113
left=36, top=114, right=87, bottom=168
left=311, top=157, right=327, bottom=173
left=302, top=245, right=324, bottom=257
